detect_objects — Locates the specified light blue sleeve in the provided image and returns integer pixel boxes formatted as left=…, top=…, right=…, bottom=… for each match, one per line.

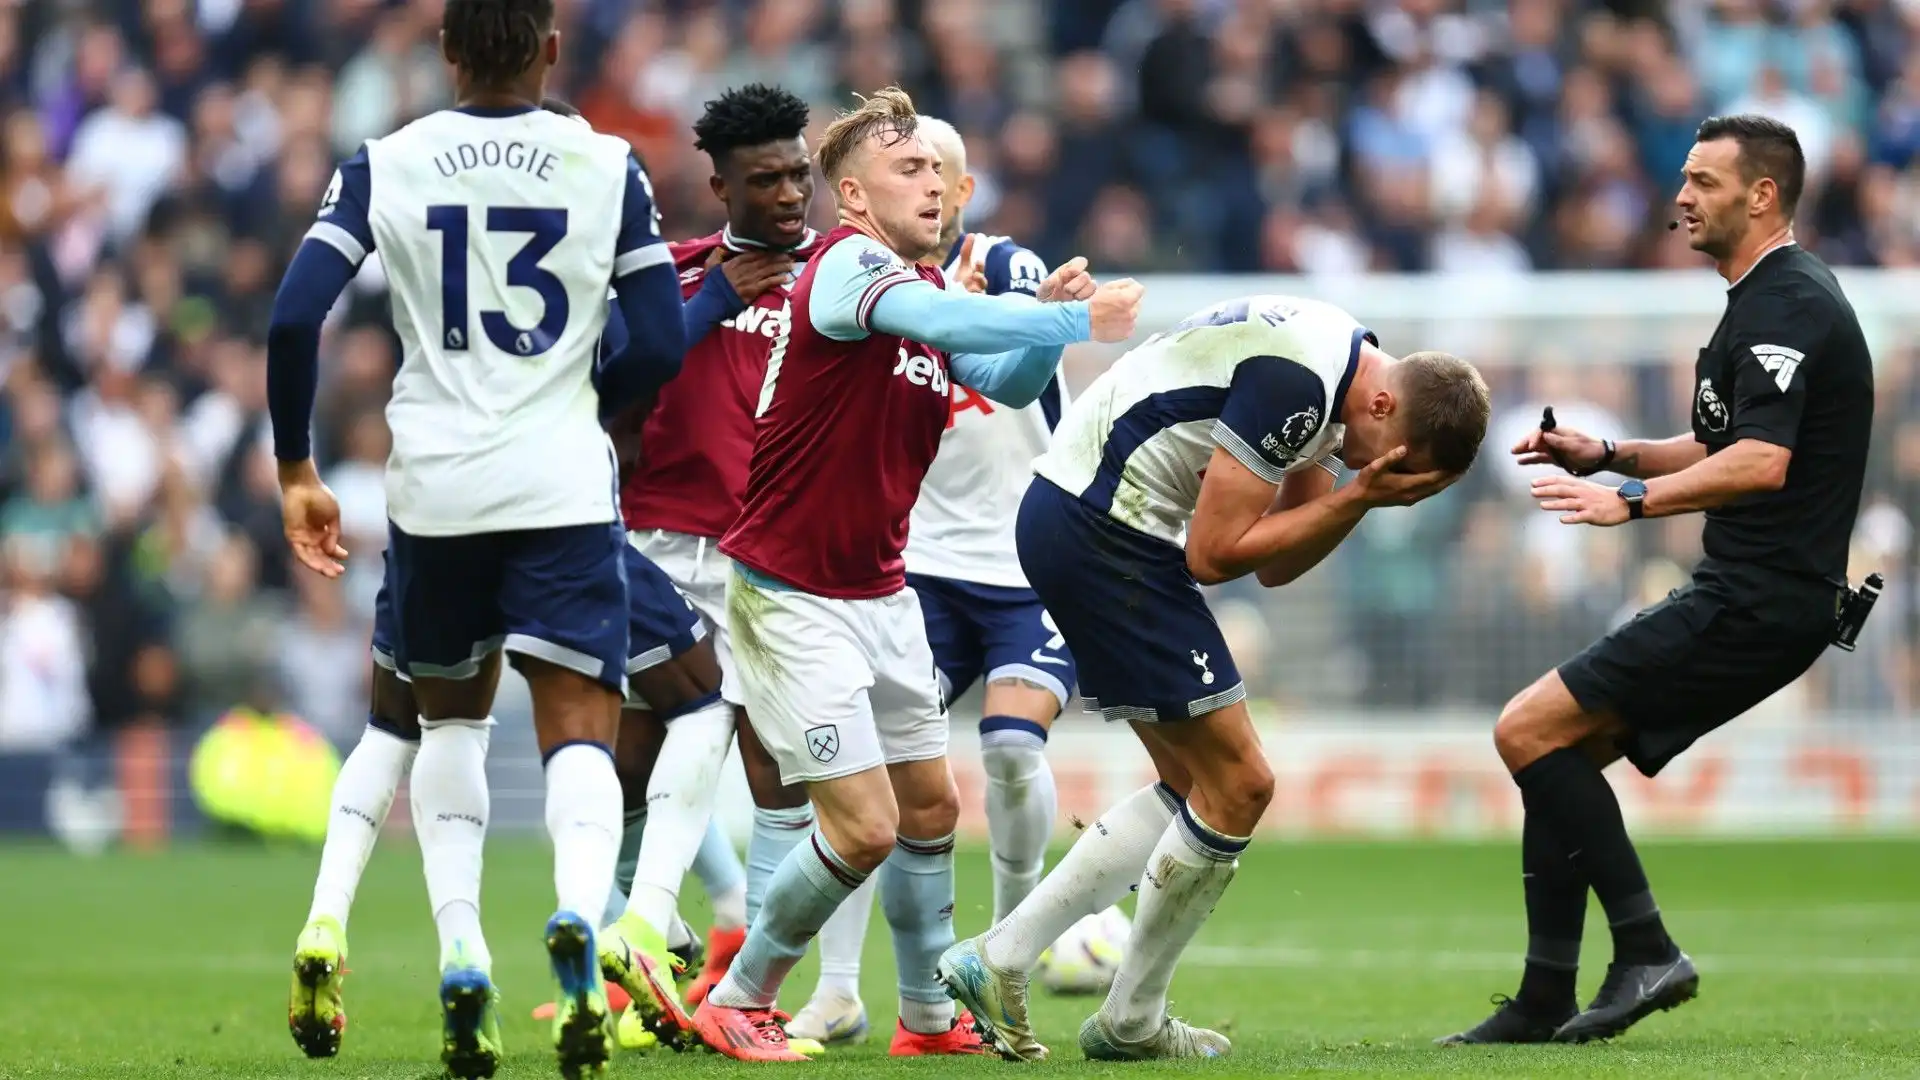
left=807, top=233, right=922, bottom=342
left=947, top=345, right=1069, bottom=408
left=866, top=280, right=1090, bottom=355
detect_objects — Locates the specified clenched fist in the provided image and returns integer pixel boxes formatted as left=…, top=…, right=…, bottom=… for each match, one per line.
left=1088, top=278, right=1144, bottom=343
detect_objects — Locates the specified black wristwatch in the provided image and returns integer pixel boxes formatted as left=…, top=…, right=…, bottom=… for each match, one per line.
left=1618, top=478, right=1647, bottom=521
left=1571, top=439, right=1617, bottom=477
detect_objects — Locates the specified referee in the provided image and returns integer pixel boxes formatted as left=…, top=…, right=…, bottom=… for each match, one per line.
left=1439, top=114, right=1875, bottom=1046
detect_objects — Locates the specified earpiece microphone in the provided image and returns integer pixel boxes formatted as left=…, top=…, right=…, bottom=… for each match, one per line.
left=1668, top=220, right=1681, bottom=231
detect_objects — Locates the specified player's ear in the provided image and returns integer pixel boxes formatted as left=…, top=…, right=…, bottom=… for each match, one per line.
left=543, top=29, right=560, bottom=67
left=957, top=172, right=975, bottom=208
left=438, top=29, right=455, bottom=67
left=837, top=173, right=864, bottom=215
left=1369, top=387, right=1394, bottom=421
left=709, top=171, right=727, bottom=203
left=1751, top=176, right=1775, bottom=218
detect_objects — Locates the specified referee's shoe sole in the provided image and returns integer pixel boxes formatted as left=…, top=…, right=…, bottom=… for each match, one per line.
left=1551, top=951, right=1699, bottom=1043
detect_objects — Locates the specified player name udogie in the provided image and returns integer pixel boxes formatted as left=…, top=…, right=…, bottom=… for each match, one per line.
left=430, top=140, right=562, bottom=181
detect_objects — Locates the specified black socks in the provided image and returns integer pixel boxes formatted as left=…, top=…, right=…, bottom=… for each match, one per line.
left=1514, top=747, right=1677, bottom=971
left=1517, top=794, right=1584, bottom=1013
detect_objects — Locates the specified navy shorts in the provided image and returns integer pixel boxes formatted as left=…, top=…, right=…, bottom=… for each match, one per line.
left=906, top=572, right=1076, bottom=711
left=386, top=521, right=631, bottom=692
left=1016, top=480, right=1244, bottom=723
left=622, top=535, right=707, bottom=689
left=370, top=550, right=400, bottom=676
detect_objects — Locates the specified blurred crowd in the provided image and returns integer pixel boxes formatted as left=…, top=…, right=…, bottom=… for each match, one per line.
left=1, top=0, right=1918, bottom=757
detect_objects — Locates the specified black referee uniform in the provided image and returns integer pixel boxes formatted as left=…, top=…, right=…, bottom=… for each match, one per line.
left=1440, top=117, right=1874, bottom=1050
left=1558, top=241, right=1874, bottom=776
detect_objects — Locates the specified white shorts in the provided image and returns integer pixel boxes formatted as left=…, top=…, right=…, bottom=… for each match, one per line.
left=630, top=529, right=741, bottom=705
left=726, top=568, right=949, bottom=785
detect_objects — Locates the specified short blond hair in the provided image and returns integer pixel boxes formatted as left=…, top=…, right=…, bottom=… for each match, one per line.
left=816, top=86, right=920, bottom=182
left=1397, top=351, right=1492, bottom=474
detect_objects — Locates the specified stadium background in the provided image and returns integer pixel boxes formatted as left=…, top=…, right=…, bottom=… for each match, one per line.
left=1, top=0, right=1919, bottom=852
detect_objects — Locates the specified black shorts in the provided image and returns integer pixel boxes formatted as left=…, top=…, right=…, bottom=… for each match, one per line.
left=1558, top=558, right=1840, bottom=777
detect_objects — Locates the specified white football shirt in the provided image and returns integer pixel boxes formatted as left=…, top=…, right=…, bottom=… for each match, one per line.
left=904, top=234, right=1064, bottom=589
left=1033, top=294, right=1373, bottom=548
left=306, top=105, right=670, bottom=536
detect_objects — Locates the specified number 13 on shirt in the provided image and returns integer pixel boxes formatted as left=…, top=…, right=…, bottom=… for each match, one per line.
left=425, top=205, right=571, bottom=357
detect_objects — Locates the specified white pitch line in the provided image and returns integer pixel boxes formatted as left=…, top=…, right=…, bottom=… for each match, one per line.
left=1211, top=901, right=1920, bottom=936
left=1184, top=945, right=1920, bottom=976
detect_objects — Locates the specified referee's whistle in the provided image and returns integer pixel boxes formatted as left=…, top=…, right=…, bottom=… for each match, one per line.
left=1540, top=406, right=1557, bottom=432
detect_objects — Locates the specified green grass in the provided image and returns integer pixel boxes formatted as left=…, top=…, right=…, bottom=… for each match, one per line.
left=2, top=837, right=1918, bottom=1078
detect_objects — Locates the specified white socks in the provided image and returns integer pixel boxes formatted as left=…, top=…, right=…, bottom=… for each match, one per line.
left=1103, top=805, right=1247, bottom=1040
left=545, top=742, right=624, bottom=923
left=979, top=718, right=1056, bottom=921
left=625, top=699, right=733, bottom=933
left=815, top=873, right=877, bottom=998
left=307, top=724, right=418, bottom=929
left=984, top=782, right=1180, bottom=971
left=412, top=719, right=494, bottom=971
left=710, top=876, right=749, bottom=931
left=667, top=912, right=696, bottom=951
left=692, top=817, right=749, bottom=929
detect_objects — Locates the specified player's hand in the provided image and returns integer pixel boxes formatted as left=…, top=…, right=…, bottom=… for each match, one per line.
left=953, top=234, right=989, bottom=294
left=1087, top=278, right=1143, bottom=342
left=278, top=461, right=348, bottom=578
left=707, top=248, right=793, bottom=304
left=1512, top=424, right=1608, bottom=473
left=1346, top=446, right=1458, bottom=508
left=1531, top=476, right=1630, bottom=526
left=1037, top=256, right=1094, bottom=303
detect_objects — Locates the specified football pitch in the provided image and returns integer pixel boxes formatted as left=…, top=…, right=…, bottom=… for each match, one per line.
left=3, top=836, right=1917, bottom=1079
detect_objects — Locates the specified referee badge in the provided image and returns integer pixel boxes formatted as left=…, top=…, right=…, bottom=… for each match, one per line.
left=1694, top=378, right=1729, bottom=433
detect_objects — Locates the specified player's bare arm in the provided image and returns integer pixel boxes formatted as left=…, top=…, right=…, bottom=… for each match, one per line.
left=1187, top=445, right=1453, bottom=585
left=1532, top=438, right=1790, bottom=525
left=1535, top=275, right=1816, bottom=526
left=1513, top=426, right=1707, bottom=478
left=1255, top=465, right=1334, bottom=586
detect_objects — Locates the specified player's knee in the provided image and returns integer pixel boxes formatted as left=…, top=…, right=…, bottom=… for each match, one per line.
left=983, top=677, right=1064, bottom=726
left=1230, top=756, right=1276, bottom=821
left=1492, top=701, right=1527, bottom=761
left=367, top=709, right=421, bottom=742
left=614, top=710, right=662, bottom=775
left=370, top=666, right=421, bottom=740
left=824, top=808, right=901, bottom=872
left=897, top=773, right=960, bottom=839
left=1189, top=756, right=1271, bottom=836
left=1493, top=688, right=1560, bottom=772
